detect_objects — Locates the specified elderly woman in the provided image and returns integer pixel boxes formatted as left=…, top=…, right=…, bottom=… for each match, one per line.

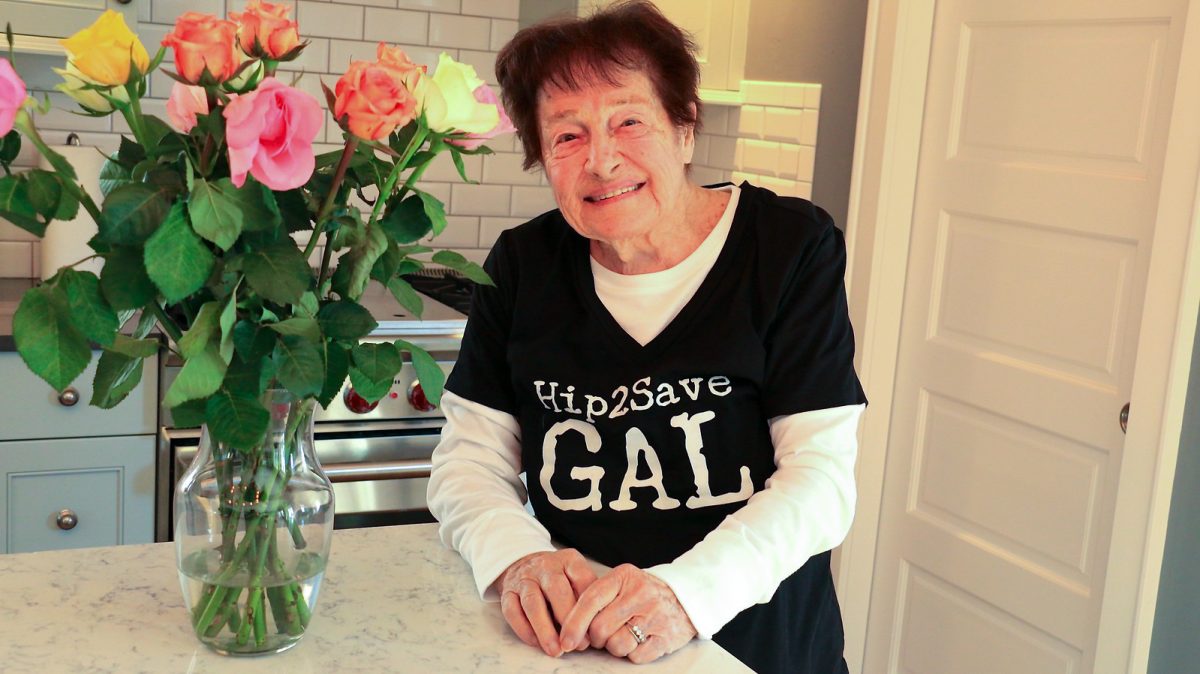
left=426, top=2, right=865, bottom=672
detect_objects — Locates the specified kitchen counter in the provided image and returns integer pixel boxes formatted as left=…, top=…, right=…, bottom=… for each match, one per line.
left=0, top=523, right=751, bottom=673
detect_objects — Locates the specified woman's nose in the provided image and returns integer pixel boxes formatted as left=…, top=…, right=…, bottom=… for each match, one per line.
left=585, top=133, right=620, bottom=178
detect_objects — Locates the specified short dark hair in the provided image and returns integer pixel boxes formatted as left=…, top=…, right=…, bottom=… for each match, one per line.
left=495, top=0, right=703, bottom=170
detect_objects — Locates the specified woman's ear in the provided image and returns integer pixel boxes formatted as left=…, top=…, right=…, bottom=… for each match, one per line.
left=680, top=102, right=698, bottom=164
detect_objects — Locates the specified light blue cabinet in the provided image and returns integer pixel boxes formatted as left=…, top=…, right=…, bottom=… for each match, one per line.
left=0, top=351, right=158, bottom=554
left=1, top=435, right=155, bottom=553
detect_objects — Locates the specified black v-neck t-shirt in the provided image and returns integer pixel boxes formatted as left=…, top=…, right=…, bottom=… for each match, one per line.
left=446, top=182, right=865, bottom=673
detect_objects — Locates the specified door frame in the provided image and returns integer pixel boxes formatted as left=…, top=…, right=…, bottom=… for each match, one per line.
left=837, top=1, right=1200, bottom=672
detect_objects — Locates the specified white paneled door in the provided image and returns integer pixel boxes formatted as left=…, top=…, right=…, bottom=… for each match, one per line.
left=863, top=0, right=1195, bottom=672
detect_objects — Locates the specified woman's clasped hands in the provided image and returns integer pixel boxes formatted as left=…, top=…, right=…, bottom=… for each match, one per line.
left=495, top=549, right=698, bottom=664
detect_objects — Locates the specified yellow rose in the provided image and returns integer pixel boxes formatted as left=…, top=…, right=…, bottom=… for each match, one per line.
left=418, top=53, right=498, bottom=134
left=53, top=62, right=129, bottom=113
left=59, top=10, right=150, bottom=86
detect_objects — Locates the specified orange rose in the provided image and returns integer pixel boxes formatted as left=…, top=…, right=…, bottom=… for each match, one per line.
left=333, top=43, right=422, bottom=140
left=161, top=12, right=241, bottom=85
left=230, top=0, right=301, bottom=60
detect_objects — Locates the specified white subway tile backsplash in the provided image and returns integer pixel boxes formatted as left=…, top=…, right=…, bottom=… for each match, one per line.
left=778, top=144, right=799, bottom=180
left=805, top=85, right=822, bottom=109
left=509, top=186, right=557, bottom=218
left=298, top=2, right=364, bottom=40
left=702, top=107, right=729, bottom=136
left=0, top=242, right=33, bottom=278
left=733, top=106, right=763, bottom=138
left=483, top=152, right=541, bottom=186
left=276, top=37, right=331, bottom=74
left=0, top=218, right=38, bottom=242
left=425, top=215, right=480, bottom=248
left=762, top=107, right=804, bottom=143
left=364, top=8, right=429, bottom=44
left=740, top=139, right=779, bottom=176
left=339, top=0, right=397, bottom=7
left=479, top=216, right=524, bottom=246
left=451, top=183, right=509, bottom=216
left=691, top=134, right=709, bottom=166
left=707, top=136, right=737, bottom=171
left=37, top=94, right=113, bottom=133
left=801, top=109, right=819, bottom=146
left=139, top=0, right=152, bottom=22
left=138, top=24, right=175, bottom=63
left=456, top=248, right=487, bottom=265
left=796, top=144, right=816, bottom=183
left=456, top=49, right=496, bottom=84
left=397, top=0, right=460, bottom=12
left=692, top=167, right=727, bottom=187
left=153, top=0, right=225, bottom=24
left=461, top=0, right=517, bottom=19
left=490, top=19, right=518, bottom=51
left=417, top=182, right=451, bottom=204
left=422, top=151, right=483, bottom=183
left=429, top=14, right=490, bottom=50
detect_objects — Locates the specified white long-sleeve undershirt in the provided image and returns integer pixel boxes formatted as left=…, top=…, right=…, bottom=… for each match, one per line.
left=426, top=184, right=864, bottom=637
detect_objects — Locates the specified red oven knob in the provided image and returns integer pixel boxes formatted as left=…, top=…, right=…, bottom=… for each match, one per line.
left=408, top=381, right=436, bottom=412
left=343, top=387, right=379, bottom=414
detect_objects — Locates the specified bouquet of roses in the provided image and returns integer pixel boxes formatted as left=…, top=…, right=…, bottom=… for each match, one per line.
left=0, top=3, right=510, bottom=653
left=0, top=4, right=508, bottom=425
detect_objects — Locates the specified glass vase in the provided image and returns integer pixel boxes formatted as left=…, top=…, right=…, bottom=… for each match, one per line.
left=174, top=389, right=335, bottom=655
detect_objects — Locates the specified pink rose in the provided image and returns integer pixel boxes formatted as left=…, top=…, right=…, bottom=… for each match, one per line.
left=166, top=82, right=209, bottom=132
left=447, top=84, right=514, bottom=151
left=222, top=77, right=322, bottom=190
left=0, top=58, right=28, bottom=135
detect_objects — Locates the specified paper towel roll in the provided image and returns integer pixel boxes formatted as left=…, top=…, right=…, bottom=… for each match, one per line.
left=38, top=144, right=107, bottom=280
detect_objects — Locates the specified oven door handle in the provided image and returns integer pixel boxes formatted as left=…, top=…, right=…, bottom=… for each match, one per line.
left=323, top=460, right=432, bottom=482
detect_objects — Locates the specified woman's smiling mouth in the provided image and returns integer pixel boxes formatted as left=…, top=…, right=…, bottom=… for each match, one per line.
left=585, top=182, right=645, bottom=203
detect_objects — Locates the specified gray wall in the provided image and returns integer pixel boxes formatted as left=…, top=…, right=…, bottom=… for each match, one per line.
left=1148, top=305, right=1200, bottom=673
left=744, top=0, right=868, bottom=229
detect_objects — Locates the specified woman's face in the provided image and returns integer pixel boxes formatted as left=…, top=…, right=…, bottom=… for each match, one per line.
left=537, top=69, right=695, bottom=246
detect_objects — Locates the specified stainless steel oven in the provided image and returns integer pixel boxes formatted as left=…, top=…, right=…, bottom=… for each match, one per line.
left=154, top=282, right=468, bottom=542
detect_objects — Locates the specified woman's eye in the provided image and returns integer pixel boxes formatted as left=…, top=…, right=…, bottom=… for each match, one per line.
left=556, top=133, right=578, bottom=144
left=620, top=118, right=639, bottom=127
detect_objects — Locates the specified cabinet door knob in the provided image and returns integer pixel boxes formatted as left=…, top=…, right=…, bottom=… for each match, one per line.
left=58, top=388, right=80, bottom=407
left=56, top=509, right=78, bottom=530
left=1120, top=402, right=1130, bottom=434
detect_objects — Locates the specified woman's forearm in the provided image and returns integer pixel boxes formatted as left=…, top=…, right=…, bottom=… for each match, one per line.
left=647, top=403, right=865, bottom=639
left=427, top=391, right=558, bottom=599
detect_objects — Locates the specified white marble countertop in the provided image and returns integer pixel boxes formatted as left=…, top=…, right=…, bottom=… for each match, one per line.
left=0, top=523, right=750, bottom=673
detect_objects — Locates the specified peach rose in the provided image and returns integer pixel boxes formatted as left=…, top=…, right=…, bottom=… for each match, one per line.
left=223, top=77, right=322, bottom=190
left=333, top=43, right=422, bottom=141
left=161, top=12, right=241, bottom=85
left=166, top=82, right=209, bottom=132
left=230, top=0, right=301, bottom=60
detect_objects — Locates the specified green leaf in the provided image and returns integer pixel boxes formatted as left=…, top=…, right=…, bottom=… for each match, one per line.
left=170, top=397, right=209, bottom=428
left=99, top=156, right=133, bottom=198
left=266, top=316, right=321, bottom=341
left=106, top=333, right=159, bottom=358
left=0, top=129, right=20, bottom=164
left=349, top=342, right=402, bottom=403
left=448, top=147, right=477, bottom=184
left=205, top=390, right=270, bottom=450
left=162, top=345, right=228, bottom=408
left=117, top=136, right=146, bottom=167
left=386, top=277, right=424, bottom=318
left=99, top=246, right=156, bottom=310
left=222, top=352, right=272, bottom=398
left=219, top=289, right=238, bottom=364
left=271, top=334, right=325, bottom=398
left=397, top=339, right=445, bottom=407
left=178, top=301, right=222, bottom=359
left=90, top=349, right=145, bottom=409
left=0, top=175, right=44, bottom=236
left=294, top=290, right=319, bottom=318
left=317, top=300, right=378, bottom=341
left=317, top=341, right=349, bottom=409
left=59, top=269, right=118, bottom=346
left=416, top=190, right=447, bottom=238
left=189, top=178, right=244, bottom=250
left=243, top=239, right=312, bottom=305
left=98, top=183, right=170, bottom=245
left=53, top=184, right=79, bottom=221
left=431, top=250, right=494, bottom=286
left=233, top=320, right=276, bottom=361
left=348, top=224, right=388, bottom=301
left=25, top=169, right=62, bottom=220
left=226, top=178, right=282, bottom=232
left=379, top=195, right=432, bottom=244
left=275, top=188, right=312, bottom=232
left=144, top=202, right=215, bottom=302
left=12, top=285, right=92, bottom=392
